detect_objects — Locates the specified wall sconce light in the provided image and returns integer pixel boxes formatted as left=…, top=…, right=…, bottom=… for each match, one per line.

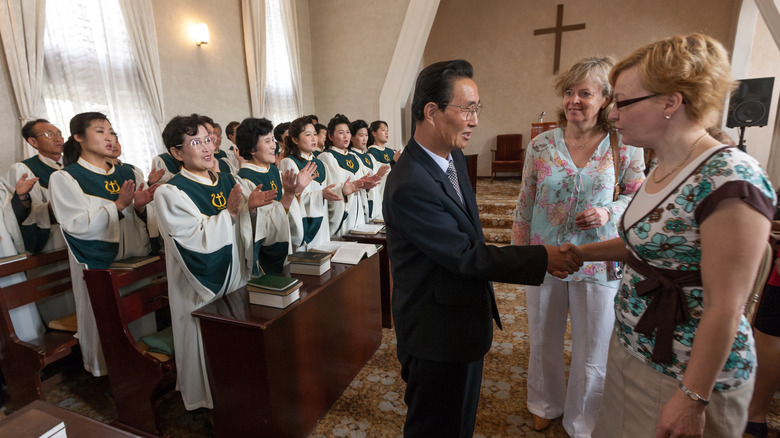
left=195, top=23, right=209, bottom=46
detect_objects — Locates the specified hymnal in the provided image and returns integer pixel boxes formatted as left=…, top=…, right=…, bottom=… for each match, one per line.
left=110, top=255, right=160, bottom=269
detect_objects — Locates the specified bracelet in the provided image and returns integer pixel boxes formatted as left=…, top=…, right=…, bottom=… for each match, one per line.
left=678, top=383, right=710, bottom=406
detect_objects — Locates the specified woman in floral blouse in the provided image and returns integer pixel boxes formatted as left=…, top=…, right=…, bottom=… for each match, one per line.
left=576, top=34, right=776, bottom=437
left=512, top=57, right=645, bottom=435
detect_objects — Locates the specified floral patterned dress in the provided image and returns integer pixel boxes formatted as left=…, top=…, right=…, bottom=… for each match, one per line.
left=617, top=146, right=776, bottom=390
left=513, top=128, right=646, bottom=286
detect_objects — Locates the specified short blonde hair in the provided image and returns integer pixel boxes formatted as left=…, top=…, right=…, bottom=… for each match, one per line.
left=609, top=33, right=736, bottom=127
left=555, top=56, right=617, bottom=133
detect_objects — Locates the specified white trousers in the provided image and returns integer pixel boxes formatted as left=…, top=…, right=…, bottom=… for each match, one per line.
left=525, top=277, right=617, bottom=437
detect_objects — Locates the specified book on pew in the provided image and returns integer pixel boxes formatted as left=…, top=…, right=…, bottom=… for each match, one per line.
left=349, top=223, right=385, bottom=235
left=330, top=242, right=378, bottom=265
left=0, top=407, right=67, bottom=437
left=0, top=253, right=27, bottom=266
left=247, top=274, right=301, bottom=308
left=110, top=255, right=160, bottom=269
left=372, top=217, right=384, bottom=224
left=287, top=251, right=331, bottom=276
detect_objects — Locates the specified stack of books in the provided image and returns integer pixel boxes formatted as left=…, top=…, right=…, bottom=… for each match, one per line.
left=246, top=275, right=301, bottom=308
left=287, top=251, right=332, bottom=276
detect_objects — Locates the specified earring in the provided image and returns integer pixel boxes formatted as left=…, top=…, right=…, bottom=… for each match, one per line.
left=664, top=114, right=671, bottom=120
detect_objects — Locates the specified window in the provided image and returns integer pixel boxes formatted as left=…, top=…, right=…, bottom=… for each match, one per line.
left=264, top=0, right=300, bottom=123
left=43, top=0, right=161, bottom=177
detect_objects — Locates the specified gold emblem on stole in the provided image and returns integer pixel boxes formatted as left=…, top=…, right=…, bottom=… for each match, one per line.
left=346, top=159, right=354, bottom=169
left=363, top=157, right=371, bottom=166
left=383, top=153, right=390, bottom=161
left=105, top=180, right=121, bottom=195
left=313, top=168, right=320, bottom=179
left=212, top=192, right=227, bottom=209
left=270, top=180, right=278, bottom=191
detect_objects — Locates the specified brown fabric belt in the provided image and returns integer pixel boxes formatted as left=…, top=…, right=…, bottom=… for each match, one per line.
left=625, top=253, right=703, bottom=364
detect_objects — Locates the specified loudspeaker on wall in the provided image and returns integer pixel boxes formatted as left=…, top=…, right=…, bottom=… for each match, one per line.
left=727, top=77, right=775, bottom=128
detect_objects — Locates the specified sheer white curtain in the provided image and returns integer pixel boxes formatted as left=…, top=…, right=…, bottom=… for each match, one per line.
left=0, top=0, right=46, bottom=157
left=242, top=0, right=266, bottom=118
left=42, top=0, right=162, bottom=178
left=117, top=0, right=166, bottom=133
left=264, top=0, right=302, bottom=123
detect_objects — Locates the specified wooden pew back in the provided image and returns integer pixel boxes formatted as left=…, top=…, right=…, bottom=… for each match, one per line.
left=84, top=258, right=174, bottom=437
left=0, top=249, right=78, bottom=408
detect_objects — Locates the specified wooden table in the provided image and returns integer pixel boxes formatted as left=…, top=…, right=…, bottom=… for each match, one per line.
left=193, top=255, right=382, bottom=438
left=0, top=400, right=139, bottom=437
left=342, top=232, right=392, bottom=328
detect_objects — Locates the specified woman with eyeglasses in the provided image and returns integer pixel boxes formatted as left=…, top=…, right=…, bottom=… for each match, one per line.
left=49, top=112, right=158, bottom=377
left=153, top=114, right=271, bottom=413
left=570, top=34, right=776, bottom=438
left=511, top=57, right=645, bottom=435
left=349, top=119, right=390, bottom=222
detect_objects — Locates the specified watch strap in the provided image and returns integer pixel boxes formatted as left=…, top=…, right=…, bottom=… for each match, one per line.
left=678, top=383, right=710, bottom=406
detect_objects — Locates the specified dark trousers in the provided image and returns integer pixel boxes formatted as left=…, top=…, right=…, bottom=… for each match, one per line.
left=398, top=350, right=484, bottom=438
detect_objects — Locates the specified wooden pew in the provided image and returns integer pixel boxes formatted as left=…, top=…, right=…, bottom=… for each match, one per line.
left=0, top=248, right=78, bottom=408
left=84, top=258, right=174, bottom=437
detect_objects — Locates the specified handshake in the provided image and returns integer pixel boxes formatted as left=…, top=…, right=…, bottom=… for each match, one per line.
left=545, top=243, right=585, bottom=279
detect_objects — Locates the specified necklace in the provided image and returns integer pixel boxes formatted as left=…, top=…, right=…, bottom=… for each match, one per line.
left=652, top=132, right=708, bottom=184
left=564, top=131, right=601, bottom=150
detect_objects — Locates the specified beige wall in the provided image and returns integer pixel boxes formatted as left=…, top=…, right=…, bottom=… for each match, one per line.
left=152, top=0, right=251, bottom=134
left=308, top=0, right=409, bottom=125
left=423, top=0, right=740, bottom=176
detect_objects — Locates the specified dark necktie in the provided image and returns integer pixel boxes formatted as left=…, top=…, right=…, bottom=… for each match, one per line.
left=446, top=160, right=464, bottom=204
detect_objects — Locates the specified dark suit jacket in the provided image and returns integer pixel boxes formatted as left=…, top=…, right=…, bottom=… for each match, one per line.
left=383, top=139, right=548, bottom=364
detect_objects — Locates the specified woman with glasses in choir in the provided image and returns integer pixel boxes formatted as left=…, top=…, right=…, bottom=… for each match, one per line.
left=49, top=112, right=158, bottom=377
left=512, top=57, right=645, bottom=435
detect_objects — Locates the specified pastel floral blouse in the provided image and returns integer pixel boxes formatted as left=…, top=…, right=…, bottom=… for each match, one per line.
left=512, top=128, right=646, bottom=286
left=617, top=147, right=776, bottom=390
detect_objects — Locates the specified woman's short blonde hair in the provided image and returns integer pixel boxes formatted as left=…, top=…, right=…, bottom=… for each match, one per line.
left=609, top=33, right=736, bottom=127
left=555, top=56, right=617, bottom=133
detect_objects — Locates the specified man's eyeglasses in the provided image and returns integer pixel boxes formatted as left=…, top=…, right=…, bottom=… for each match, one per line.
left=175, top=136, right=215, bottom=150
left=34, top=130, right=63, bottom=139
left=614, top=94, right=659, bottom=109
left=444, top=103, right=482, bottom=120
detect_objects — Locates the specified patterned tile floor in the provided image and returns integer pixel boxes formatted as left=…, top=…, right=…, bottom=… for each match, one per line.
left=1, top=177, right=777, bottom=437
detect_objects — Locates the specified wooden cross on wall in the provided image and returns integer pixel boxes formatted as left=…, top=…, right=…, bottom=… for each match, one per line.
left=533, top=4, right=586, bottom=74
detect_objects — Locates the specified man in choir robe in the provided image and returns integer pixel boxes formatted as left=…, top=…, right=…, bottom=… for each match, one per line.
left=12, top=119, right=66, bottom=253
left=383, top=59, right=583, bottom=437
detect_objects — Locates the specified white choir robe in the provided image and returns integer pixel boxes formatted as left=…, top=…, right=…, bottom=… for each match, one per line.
left=118, top=162, right=161, bottom=249
left=10, top=157, right=75, bottom=327
left=350, top=148, right=385, bottom=222
left=236, top=163, right=294, bottom=276
left=317, top=148, right=367, bottom=237
left=50, top=159, right=155, bottom=377
left=154, top=169, right=248, bottom=411
left=151, top=152, right=181, bottom=184
left=278, top=154, right=345, bottom=251
left=0, top=178, right=46, bottom=341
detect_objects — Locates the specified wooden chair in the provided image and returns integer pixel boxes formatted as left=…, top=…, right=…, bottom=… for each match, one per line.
left=84, top=258, right=174, bottom=437
left=491, top=134, right=524, bottom=182
left=0, top=249, right=78, bottom=408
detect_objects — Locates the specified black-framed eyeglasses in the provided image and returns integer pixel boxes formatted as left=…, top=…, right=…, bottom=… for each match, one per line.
left=444, top=103, right=482, bottom=120
left=614, top=94, right=659, bottom=109
left=34, top=130, right=63, bottom=139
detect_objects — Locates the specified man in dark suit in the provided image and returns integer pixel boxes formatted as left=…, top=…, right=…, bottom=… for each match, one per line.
left=383, top=59, right=582, bottom=437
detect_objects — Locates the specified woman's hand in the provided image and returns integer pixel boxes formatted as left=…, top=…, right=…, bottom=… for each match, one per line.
left=226, top=184, right=243, bottom=217
left=147, top=168, right=165, bottom=186
left=114, top=180, right=136, bottom=211
left=322, top=184, right=342, bottom=201
left=342, top=177, right=359, bottom=196
left=133, top=182, right=159, bottom=212
left=575, top=207, right=610, bottom=230
left=655, top=391, right=706, bottom=438
left=248, top=184, right=277, bottom=210
left=295, top=162, right=317, bottom=194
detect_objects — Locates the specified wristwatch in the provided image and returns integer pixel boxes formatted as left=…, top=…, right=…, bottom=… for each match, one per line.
left=678, top=383, right=710, bottom=406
